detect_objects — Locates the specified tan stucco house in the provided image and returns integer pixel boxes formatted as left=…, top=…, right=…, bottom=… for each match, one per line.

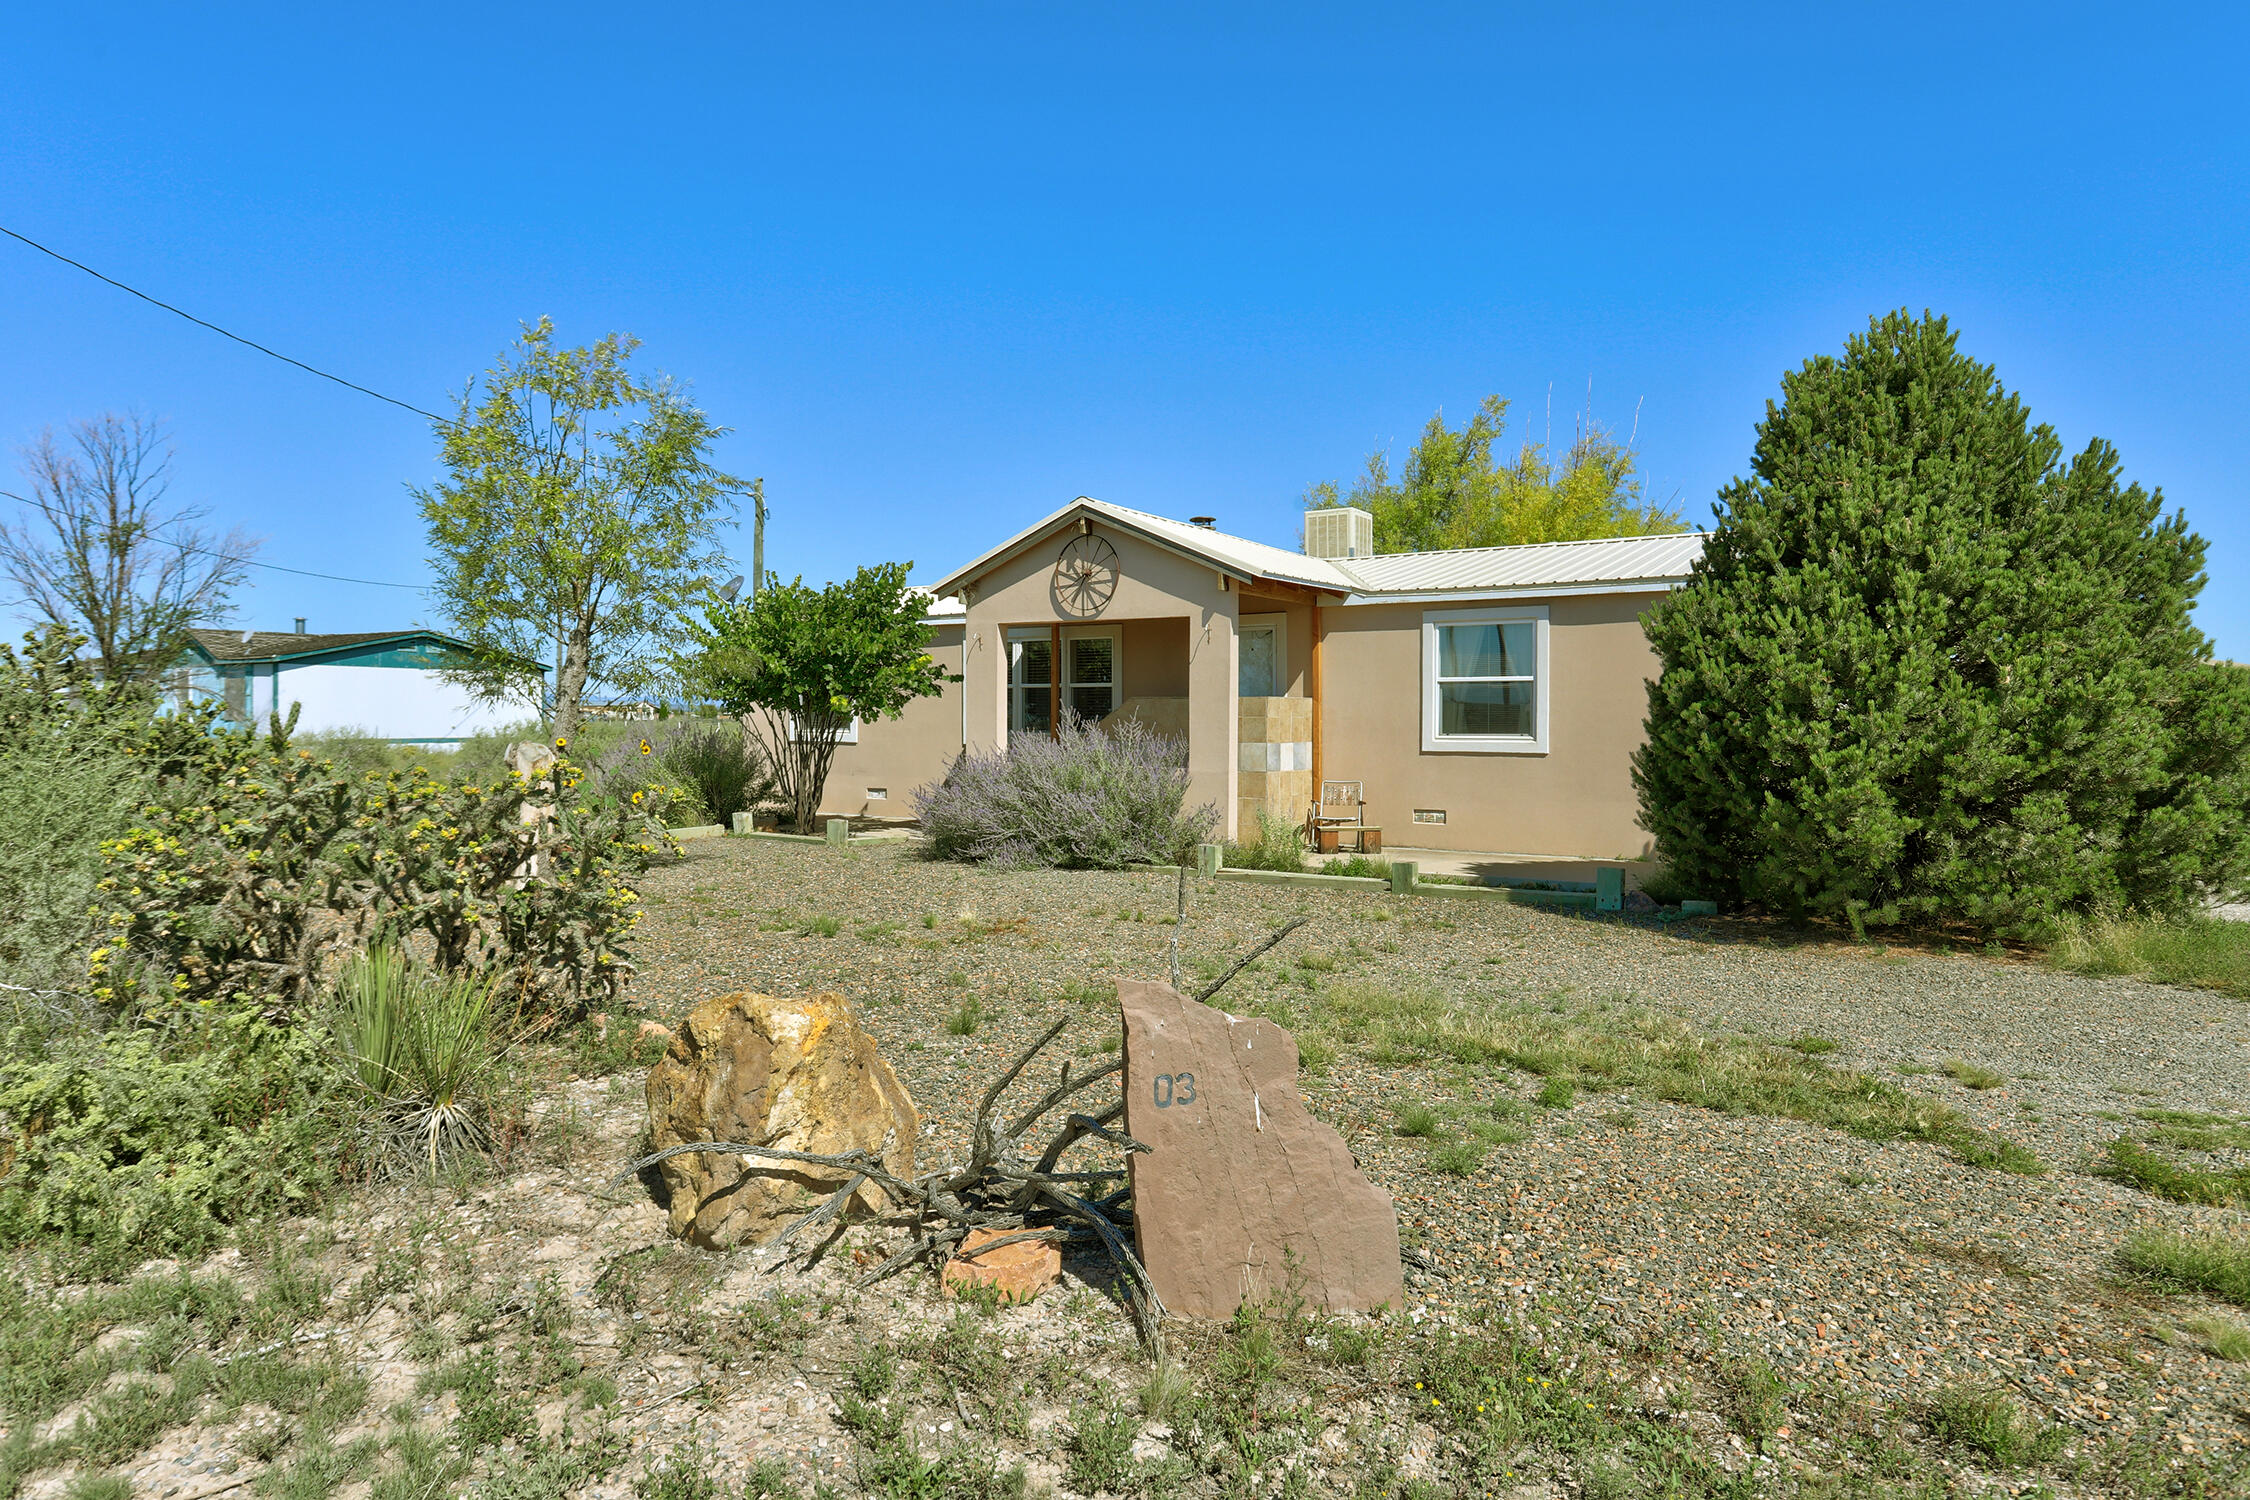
left=820, top=499, right=1706, bottom=858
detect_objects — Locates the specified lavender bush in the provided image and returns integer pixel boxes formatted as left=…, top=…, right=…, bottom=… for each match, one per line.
left=915, top=715, right=1216, bottom=868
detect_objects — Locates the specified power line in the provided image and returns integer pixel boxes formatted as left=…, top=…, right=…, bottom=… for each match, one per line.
left=1, top=224, right=457, bottom=427
left=0, top=487, right=425, bottom=590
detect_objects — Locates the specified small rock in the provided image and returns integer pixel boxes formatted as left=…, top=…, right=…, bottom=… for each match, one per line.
left=941, top=1228, right=1062, bottom=1305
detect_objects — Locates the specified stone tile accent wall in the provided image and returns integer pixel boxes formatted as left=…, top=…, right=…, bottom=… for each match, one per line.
left=1238, top=695, right=1313, bottom=839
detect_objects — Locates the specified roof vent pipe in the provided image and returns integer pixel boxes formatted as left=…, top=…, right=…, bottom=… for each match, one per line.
left=294, top=618, right=307, bottom=634
left=1188, top=515, right=1217, bottom=529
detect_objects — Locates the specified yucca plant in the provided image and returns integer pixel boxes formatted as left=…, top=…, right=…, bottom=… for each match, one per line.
left=340, top=945, right=506, bottom=1177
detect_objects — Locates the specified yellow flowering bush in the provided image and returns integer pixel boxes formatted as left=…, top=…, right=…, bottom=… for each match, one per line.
left=97, top=705, right=659, bottom=1020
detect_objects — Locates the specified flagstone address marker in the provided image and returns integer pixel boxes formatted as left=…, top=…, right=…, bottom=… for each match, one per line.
left=1119, top=979, right=1404, bottom=1319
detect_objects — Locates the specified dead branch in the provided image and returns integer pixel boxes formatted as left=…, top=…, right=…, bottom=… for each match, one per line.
left=1002, top=1055, right=1123, bottom=1143
left=623, top=1014, right=1162, bottom=1347
left=1193, top=916, right=1310, bottom=1004
left=1167, top=864, right=1187, bottom=989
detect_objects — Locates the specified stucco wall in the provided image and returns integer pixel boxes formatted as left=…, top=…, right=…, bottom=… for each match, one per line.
left=276, top=664, right=540, bottom=740
left=819, top=623, right=966, bottom=819
left=960, top=522, right=1239, bottom=836
left=1317, top=592, right=1661, bottom=858
left=1120, top=617, right=1189, bottom=697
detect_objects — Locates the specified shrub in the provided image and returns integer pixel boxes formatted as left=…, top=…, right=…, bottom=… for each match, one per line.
left=1317, top=853, right=1392, bottom=881
left=1226, top=808, right=1305, bottom=872
left=915, top=715, right=1217, bottom=869
left=96, top=715, right=654, bottom=1020
left=589, top=720, right=763, bottom=829
left=1635, top=311, right=2250, bottom=934
left=0, top=1009, right=350, bottom=1271
left=656, top=719, right=773, bottom=827
left=0, top=631, right=153, bottom=1004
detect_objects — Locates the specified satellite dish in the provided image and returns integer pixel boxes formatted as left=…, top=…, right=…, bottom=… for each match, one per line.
left=240, top=629, right=255, bottom=645
left=718, top=575, right=745, bottom=603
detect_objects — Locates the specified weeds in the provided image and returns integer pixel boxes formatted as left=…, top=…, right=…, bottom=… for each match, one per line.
left=1941, top=1060, right=2005, bottom=1090
left=1394, top=1104, right=1441, bottom=1138
left=945, top=997, right=985, bottom=1036
left=2047, top=912, right=2250, bottom=998
left=1925, top=1383, right=2065, bottom=1467
left=2101, top=1137, right=2250, bottom=1206
left=2118, top=1228, right=2250, bottom=1304
left=1303, top=982, right=2042, bottom=1172
left=2178, top=1313, right=2250, bottom=1362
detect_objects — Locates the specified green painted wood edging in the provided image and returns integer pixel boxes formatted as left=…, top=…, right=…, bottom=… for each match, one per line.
left=1413, top=881, right=1597, bottom=908
left=1216, top=868, right=1390, bottom=892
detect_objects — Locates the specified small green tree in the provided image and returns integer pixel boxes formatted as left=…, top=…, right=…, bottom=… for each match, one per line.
left=687, top=563, right=952, bottom=833
left=1634, top=311, right=2250, bottom=933
left=1304, top=395, right=1682, bottom=552
left=417, top=319, right=739, bottom=740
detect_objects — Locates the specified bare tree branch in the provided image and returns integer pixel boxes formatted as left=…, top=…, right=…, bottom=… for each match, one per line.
left=2, top=413, right=257, bottom=682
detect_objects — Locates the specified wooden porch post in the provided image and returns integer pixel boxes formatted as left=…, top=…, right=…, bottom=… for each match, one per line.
left=1309, top=598, right=1324, bottom=792
left=1049, top=621, right=1062, bottom=739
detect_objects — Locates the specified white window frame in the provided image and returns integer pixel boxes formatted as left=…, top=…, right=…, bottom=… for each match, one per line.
left=1238, top=612, right=1288, bottom=698
left=785, top=710, right=858, bottom=744
left=1008, top=627, right=1121, bottom=739
left=1420, top=605, right=1549, bottom=754
left=1063, top=630, right=1118, bottom=722
left=1006, top=629, right=1054, bottom=740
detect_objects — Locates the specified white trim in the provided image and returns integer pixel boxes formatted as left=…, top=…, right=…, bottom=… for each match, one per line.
left=786, top=712, right=858, bottom=744
left=1343, top=579, right=1682, bottom=607
left=1237, top=612, right=1288, bottom=697
left=1420, top=605, right=1549, bottom=755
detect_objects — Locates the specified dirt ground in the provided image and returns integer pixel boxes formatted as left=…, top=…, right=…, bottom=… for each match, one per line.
left=17, top=837, right=2250, bottom=1500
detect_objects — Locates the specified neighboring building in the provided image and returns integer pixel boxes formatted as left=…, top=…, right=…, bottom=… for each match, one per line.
left=821, top=499, right=1707, bottom=857
left=180, top=624, right=546, bottom=745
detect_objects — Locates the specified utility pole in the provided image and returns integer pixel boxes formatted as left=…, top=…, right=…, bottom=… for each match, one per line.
left=750, top=477, right=767, bottom=599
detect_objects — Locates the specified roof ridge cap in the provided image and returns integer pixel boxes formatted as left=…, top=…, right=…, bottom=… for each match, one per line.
left=1369, top=529, right=1707, bottom=562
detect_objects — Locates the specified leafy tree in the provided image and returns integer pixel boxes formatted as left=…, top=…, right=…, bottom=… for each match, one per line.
left=1634, top=311, right=2250, bottom=934
left=687, top=563, right=952, bottom=833
left=1, top=413, right=256, bottom=681
left=1303, top=395, right=1681, bottom=552
left=417, top=319, right=740, bottom=741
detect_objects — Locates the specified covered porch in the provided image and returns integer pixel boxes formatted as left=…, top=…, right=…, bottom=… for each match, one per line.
left=938, top=502, right=1350, bottom=842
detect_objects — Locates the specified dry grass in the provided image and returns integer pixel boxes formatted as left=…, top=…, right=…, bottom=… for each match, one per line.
left=1295, top=983, right=2044, bottom=1173
left=2047, top=913, right=2250, bottom=999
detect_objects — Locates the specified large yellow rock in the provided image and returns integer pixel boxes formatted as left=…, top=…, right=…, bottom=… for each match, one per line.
left=645, top=990, right=918, bottom=1249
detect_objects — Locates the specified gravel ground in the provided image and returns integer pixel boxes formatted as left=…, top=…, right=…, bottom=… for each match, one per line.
left=627, top=838, right=2250, bottom=1468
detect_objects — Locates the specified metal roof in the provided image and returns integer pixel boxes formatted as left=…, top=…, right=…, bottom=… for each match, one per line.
left=184, top=628, right=544, bottom=671
left=931, top=496, right=1703, bottom=602
left=1338, top=531, right=1709, bottom=596
left=930, top=497, right=1357, bottom=598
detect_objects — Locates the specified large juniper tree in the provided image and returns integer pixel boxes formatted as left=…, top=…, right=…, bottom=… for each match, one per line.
left=1634, top=311, right=2250, bottom=933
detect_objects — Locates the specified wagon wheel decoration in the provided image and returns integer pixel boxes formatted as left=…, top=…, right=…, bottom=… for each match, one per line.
left=1052, top=534, right=1120, bottom=618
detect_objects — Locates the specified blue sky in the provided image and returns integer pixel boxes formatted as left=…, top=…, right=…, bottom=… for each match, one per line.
left=5, top=3, right=2246, bottom=657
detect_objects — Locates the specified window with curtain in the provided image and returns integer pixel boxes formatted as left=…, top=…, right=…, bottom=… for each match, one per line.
left=1436, top=621, right=1535, bottom=736
left=1421, top=607, right=1548, bottom=752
